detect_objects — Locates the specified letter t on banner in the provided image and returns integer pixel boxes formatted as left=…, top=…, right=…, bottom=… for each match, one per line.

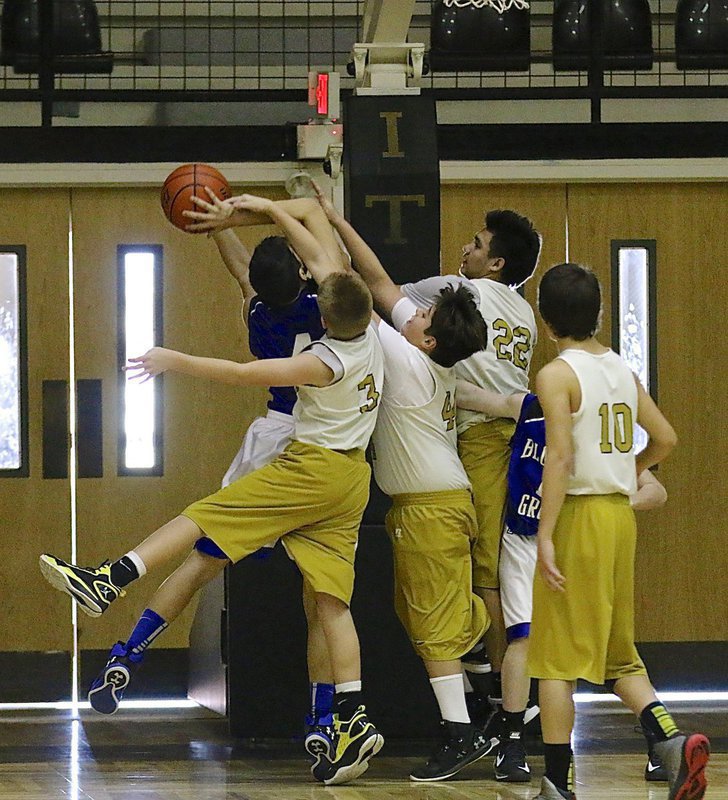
left=344, top=95, right=440, bottom=285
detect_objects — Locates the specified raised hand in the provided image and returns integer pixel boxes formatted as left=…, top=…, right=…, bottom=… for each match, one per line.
left=183, top=187, right=236, bottom=233
left=124, top=348, right=179, bottom=382
left=231, top=193, right=276, bottom=216
left=311, top=179, right=340, bottom=223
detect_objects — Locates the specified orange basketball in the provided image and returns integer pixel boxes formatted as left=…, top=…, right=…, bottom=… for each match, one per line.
left=160, top=163, right=232, bottom=232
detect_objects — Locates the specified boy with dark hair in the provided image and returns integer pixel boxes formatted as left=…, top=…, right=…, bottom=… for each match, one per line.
left=457, top=379, right=669, bottom=785
left=529, top=262, right=710, bottom=800
left=40, top=201, right=386, bottom=787
left=317, top=189, right=499, bottom=781
left=402, top=208, right=542, bottom=717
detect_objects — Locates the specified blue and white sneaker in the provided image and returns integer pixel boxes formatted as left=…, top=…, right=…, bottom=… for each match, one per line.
left=304, top=712, right=335, bottom=760
left=88, top=642, right=142, bottom=715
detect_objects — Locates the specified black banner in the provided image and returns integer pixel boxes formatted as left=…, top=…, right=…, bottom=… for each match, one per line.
left=344, top=94, right=440, bottom=286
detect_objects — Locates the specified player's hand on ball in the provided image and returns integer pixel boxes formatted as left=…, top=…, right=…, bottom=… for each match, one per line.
left=231, top=193, right=275, bottom=215
left=125, top=348, right=177, bottom=381
left=537, top=537, right=566, bottom=592
left=183, top=187, right=235, bottom=233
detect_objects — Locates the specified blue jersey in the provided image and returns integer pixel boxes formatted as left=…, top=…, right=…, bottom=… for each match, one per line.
left=504, top=393, right=545, bottom=537
left=247, top=290, right=324, bottom=415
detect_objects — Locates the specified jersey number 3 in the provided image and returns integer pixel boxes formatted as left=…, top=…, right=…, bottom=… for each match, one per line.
left=358, top=374, right=380, bottom=414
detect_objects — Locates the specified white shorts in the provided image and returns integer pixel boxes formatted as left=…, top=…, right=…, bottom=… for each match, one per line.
left=499, top=528, right=537, bottom=641
left=222, top=409, right=295, bottom=487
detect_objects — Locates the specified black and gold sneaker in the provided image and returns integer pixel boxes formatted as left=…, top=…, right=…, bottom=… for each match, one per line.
left=311, top=705, right=384, bottom=785
left=39, top=554, right=125, bottom=617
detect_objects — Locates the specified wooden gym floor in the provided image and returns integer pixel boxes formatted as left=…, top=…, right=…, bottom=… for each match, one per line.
left=0, top=701, right=725, bottom=799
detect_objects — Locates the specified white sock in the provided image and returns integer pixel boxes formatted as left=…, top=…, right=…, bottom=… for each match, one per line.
left=335, top=680, right=361, bottom=694
left=126, top=550, right=147, bottom=578
left=462, top=671, right=474, bottom=693
left=430, top=674, right=470, bottom=724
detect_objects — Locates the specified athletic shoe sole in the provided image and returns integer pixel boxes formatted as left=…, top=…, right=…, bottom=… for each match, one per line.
left=524, top=704, right=540, bottom=727
left=409, top=736, right=500, bottom=782
left=88, top=664, right=131, bottom=715
left=320, top=731, right=384, bottom=786
left=495, top=765, right=532, bottom=782
left=305, top=731, right=333, bottom=760
left=673, top=733, right=710, bottom=800
left=39, top=555, right=102, bottom=617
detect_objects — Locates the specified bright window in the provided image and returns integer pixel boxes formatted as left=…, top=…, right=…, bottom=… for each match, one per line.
left=118, top=246, right=163, bottom=475
left=611, top=241, right=657, bottom=454
left=0, top=248, right=27, bottom=475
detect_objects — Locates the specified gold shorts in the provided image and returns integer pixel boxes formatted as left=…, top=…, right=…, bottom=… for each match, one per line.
left=385, top=489, right=488, bottom=662
left=458, top=419, right=515, bottom=590
left=182, top=441, right=370, bottom=605
left=527, top=494, right=647, bottom=684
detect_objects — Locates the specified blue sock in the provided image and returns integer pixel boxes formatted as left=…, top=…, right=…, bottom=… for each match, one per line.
left=125, top=608, right=168, bottom=659
left=310, top=682, right=335, bottom=721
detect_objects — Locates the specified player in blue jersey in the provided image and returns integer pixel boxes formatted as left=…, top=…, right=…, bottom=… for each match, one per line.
left=456, top=381, right=669, bottom=784
left=85, top=192, right=342, bottom=759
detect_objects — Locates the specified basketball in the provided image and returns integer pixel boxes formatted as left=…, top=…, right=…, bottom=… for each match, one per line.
left=160, top=163, right=232, bottom=232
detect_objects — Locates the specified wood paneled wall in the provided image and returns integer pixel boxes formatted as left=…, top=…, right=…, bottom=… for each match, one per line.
left=442, top=182, right=728, bottom=641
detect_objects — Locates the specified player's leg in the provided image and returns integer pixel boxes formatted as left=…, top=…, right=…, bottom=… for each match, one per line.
left=39, top=515, right=204, bottom=617
left=535, top=679, right=577, bottom=800
left=302, top=578, right=336, bottom=760
left=88, top=544, right=227, bottom=714
left=493, top=530, right=538, bottom=782
left=458, top=420, right=514, bottom=702
left=385, top=493, right=495, bottom=782
left=312, top=591, right=383, bottom=785
left=281, top=446, right=382, bottom=786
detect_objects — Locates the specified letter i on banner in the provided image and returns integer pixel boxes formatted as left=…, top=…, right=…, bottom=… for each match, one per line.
left=344, top=95, right=440, bottom=285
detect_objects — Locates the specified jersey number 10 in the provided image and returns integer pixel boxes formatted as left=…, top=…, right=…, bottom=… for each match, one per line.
left=598, top=402, right=634, bottom=454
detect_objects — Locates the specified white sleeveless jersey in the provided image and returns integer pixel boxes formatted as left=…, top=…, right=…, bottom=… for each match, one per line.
left=455, top=279, right=537, bottom=433
left=372, top=342, right=470, bottom=496
left=294, top=326, right=384, bottom=451
left=558, top=348, right=638, bottom=497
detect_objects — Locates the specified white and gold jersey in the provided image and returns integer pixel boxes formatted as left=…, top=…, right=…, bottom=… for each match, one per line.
left=558, top=348, right=638, bottom=497
left=455, top=278, right=537, bottom=433
left=371, top=319, right=470, bottom=496
left=294, top=325, right=384, bottom=452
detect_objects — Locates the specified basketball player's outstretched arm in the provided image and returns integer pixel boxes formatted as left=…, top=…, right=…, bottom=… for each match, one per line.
left=126, top=347, right=334, bottom=389
left=312, top=181, right=402, bottom=317
left=185, top=192, right=344, bottom=275
left=455, top=380, right=525, bottom=421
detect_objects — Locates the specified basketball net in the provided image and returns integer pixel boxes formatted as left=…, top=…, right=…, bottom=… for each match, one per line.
left=442, top=0, right=529, bottom=10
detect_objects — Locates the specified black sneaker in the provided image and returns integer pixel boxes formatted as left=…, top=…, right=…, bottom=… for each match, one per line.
left=645, top=753, right=668, bottom=782
left=304, top=712, right=335, bottom=761
left=494, top=733, right=531, bottom=782
left=461, top=643, right=492, bottom=674
left=410, top=720, right=498, bottom=782
left=39, top=554, right=124, bottom=617
left=311, top=705, right=383, bottom=785
left=653, top=732, right=710, bottom=800
left=88, top=641, right=142, bottom=714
